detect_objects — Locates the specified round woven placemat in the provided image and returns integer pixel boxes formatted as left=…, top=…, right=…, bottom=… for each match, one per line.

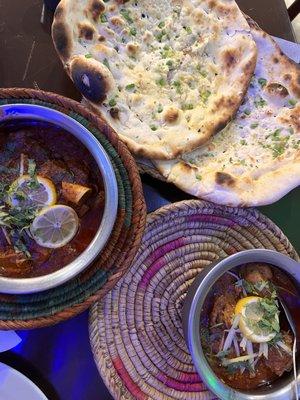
left=0, top=88, right=146, bottom=330
left=90, top=200, right=299, bottom=400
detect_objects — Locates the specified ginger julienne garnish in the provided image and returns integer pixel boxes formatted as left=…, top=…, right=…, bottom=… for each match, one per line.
left=202, top=264, right=295, bottom=391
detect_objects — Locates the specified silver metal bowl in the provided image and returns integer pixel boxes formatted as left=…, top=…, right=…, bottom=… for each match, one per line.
left=0, top=103, right=118, bottom=294
left=183, top=249, right=300, bottom=400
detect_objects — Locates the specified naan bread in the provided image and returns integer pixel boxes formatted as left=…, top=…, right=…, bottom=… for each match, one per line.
left=52, top=0, right=257, bottom=159
left=156, top=20, right=300, bottom=206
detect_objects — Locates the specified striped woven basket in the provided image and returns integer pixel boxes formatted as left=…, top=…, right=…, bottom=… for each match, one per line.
left=90, top=200, right=299, bottom=400
left=0, top=88, right=146, bottom=330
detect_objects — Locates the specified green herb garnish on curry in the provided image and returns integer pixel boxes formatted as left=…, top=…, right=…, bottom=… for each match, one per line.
left=0, top=123, right=105, bottom=278
left=201, top=263, right=295, bottom=390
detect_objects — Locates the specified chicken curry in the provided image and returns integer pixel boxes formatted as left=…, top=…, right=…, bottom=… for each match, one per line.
left=201, top=263, right=297, bottom=390
left=0, top=121, right=104, bottom=278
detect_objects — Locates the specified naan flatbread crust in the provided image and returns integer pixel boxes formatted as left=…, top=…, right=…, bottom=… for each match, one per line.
left=156, top=20, right=300, bottom=206
left=52, top=0, right=257, bottom=159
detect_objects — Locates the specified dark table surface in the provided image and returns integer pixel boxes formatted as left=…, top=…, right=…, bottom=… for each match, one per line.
left=0, top=1, right=299, bottom=399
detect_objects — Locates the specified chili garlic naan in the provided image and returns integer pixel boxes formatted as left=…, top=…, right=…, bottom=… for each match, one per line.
left=156, top=20, right=300, bottom=206
left=52, top=0, right=256, bottom=159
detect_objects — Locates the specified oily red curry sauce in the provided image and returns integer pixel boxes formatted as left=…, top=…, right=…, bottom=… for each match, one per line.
left=0, top=121, right=105, bottom=278
left=201, top=264, right=297, bottom=391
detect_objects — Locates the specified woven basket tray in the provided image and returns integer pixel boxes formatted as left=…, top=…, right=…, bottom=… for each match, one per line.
left=0, top=88, right=146, bottom=330
left=89, top=200, right=299, bottom=400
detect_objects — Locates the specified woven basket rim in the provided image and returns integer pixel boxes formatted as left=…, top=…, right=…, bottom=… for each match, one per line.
left=0, top=87, right=147, bottom=329
left=89, top=199, right=298, bottom=400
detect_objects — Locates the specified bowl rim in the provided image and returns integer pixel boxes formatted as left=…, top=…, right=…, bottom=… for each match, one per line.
left=0, top=103, right=118, bottom=294
left=183, top=248, right=300, bottom=400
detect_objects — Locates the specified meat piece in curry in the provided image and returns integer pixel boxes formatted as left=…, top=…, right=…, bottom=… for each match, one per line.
left=201, top=263, right=295, bottom=390
left=0, top=122, right=105, bottom=278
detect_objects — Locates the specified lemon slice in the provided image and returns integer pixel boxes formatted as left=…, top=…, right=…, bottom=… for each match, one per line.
left=235, top=296, right=279, bottom=343
left=10, top=175, right=57, bottom=208
left=30, top=205, right=79, bottom=249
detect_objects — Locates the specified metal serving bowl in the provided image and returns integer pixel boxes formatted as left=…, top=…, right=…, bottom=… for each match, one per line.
left=0, top=103, right=118, bottom=294
left=183, top=249, right=300, bottom=400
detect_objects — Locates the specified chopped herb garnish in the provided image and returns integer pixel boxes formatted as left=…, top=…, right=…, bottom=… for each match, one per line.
left=108, top=98, right=117, bottom=107
left=158, top=21, right=165, bottom=28
left=270, top=128, right=282, bottom=140
left=130, top=27, right=137, bottom=36
left=125, top=83, right=136, bottom=91
left=184, top=26, right=192, bottom=34
left=250, top=122, right=259, bottom=129
left=103, top=58, right=110, bottom=70
left=155, top=30, right=166, bottom=42
left=196, top=64, right=208, bottom=77
left=254, top=97, right=267, bottom=108
left=173, top=80, right=182, bottom=94
left=272, top=142, right=286, bottom=158
left=13, top=235, right=31, bottom=259
left=100, top=13, right=108, bottom=23
left=288, top=99, right=297, bottom=107
left=161, top=47, right=174, bottom=58
left=166, top=60, right=173, bottom=68
left=258, top=78, right=267, bottom=88
left=182, top=103, right=194, bottom=110
left=156, top=77, right=166, bottom=87
left=120, top=9, right=133, bottom=23
left=85, top=53, right=92, bottom=59
left=196, top=174, right=202, bottom=181
left=244, top=109, right=251, bottom=115
left=200, top=90, right=211, bottom=103
left=150, top=125, right=158, bottom=131
left=240, top=139, right=247, bottom=145
left=157, top=104, right=163, bottom=113
left=28, top=159, right=36, bottom=178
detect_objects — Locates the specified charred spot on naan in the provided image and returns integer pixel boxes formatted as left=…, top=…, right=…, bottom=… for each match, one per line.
left=109, top=107, right=120, bottom=119
left=52, top=20, right=73, bottom=62
left=212, top=0, right=238, bottom=17
left=78, top=22, right=96, bottom=41
left=53, top=2, right=65, bottom=19
left=126, top=43, right=140, bottom=55
left=107, top=4, right=117, bottom=12
left=290, top=71, right=300, bottom=98
left=222, top=48, right=239, bottom=71
left=213, top=96, right=239, bottom=111
left=70, top=56, right=113, bottom=103
left=86, top=0, right=105, bottom=21
left=279, top=107, right=300, bottom=131
left=110, top=16, right=126, bottom=27
left=215, top=172, right=235, bottom=187
left=264, top=83, right=289, bottom=98
left=164, top=108, right=180, bottom=124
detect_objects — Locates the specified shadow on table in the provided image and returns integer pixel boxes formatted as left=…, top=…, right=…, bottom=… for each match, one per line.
left=0, top=351, right=59, bottom=400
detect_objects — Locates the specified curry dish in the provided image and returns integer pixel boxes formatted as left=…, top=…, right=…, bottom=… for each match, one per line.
left=201, top=263, right=296, bottom=390
left=0, top=121, right=104, bottom=278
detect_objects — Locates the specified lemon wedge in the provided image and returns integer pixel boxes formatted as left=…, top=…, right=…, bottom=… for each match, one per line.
left=30, top=205, right=79, bottom=249
left=10, top=175, right=57, bottom=208
left=235, top=296, right=279, bottom=343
